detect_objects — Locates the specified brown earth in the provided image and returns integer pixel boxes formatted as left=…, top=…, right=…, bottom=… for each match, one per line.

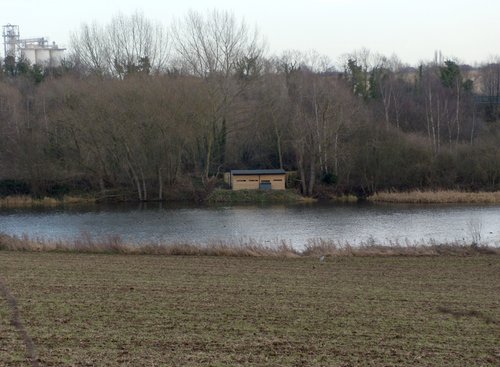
left=0, top=252, right=499, bottom=366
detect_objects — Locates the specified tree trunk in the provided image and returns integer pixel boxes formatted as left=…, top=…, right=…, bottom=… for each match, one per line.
left=298, top=149, right=307, bottom=195
left=204, top=134, right=213, bottom=182
left=129, top=164, right=143, bottom=201
left=140, top=168, right=147, bottom=201
left=274, top=126, right=283, bottom=170
left=307, top=159, right=315, bottom=197
left=158, top=167, right=163, bottom=200
left=455, top=80, right=461, bottom=146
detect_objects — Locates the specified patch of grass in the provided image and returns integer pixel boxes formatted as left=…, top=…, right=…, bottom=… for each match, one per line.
left=368, top=190, right=500, bottom=204
left=0, top=253, right=498, bottom=366
left=329, top=194, right=359, bottom=203
left=206, top=188, right=311, bottom=203
left=0, top=195, right=95, bottom=208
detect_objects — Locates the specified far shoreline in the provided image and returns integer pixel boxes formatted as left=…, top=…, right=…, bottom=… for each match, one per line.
left=2, top=190, right=500, bottom=208
left=367, top=190, right=500, bottom=204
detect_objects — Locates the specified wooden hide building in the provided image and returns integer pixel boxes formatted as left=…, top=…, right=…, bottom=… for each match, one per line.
left=230, top=169, right=286, bottom=190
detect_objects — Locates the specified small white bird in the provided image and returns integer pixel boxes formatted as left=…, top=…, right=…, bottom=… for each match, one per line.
left=319, top=255, right=325, bottom=262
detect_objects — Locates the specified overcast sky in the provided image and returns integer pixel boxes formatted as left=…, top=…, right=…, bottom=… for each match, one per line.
left=2, top=0, right=499, bottom=66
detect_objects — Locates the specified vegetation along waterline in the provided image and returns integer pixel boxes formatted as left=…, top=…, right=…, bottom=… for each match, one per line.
left=0, top=252, right=498, bottom=366
left=3, top=189, right=500, bottom=208
left=368, top=190, right=500, bottom=204
left=0, top=195, right=95, bottom=208
left=1, top=233, right=498, bottom=257
left=205, top=188, right=314, bottom=203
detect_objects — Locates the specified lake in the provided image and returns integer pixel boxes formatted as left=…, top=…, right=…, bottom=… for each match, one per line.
left=0, top=202, right=499, bottom=248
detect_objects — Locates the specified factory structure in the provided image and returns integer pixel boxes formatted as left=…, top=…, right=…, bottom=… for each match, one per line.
left=2, top=24, right=65, bottom=66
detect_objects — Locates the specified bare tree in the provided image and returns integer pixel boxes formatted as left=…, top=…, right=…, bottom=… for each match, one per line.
left=371, top=55, right=406, bottom=128
left=0, top=82, right=23, bottom=178
left=171, top=9, right=262, bottom=78
left=70, top=12, right=170, bottom=77
left=478, top=58, right=500, bottom=122
left=282, top=52, right=358, bottom=196
left=171, top=9, right=265, bottom=181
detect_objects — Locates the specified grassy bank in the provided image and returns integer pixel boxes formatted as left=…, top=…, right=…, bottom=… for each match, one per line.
left=1, top=233, right=498, bottom=257
left=0, top=189, right=309, bottom=208
left=368, top=190, right=500, bottom=204
left=0, top=195, right=95, bottom=208
left=206, top=188, right=313, bottom=203
left=3, top=189, right=500, bottom=208
left=0, top=253, right=498, bottom=366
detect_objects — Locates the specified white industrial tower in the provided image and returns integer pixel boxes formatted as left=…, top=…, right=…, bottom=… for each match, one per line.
left=2, top=24, right=19, bottom=58
left=2, top=24, right=65, bottom=66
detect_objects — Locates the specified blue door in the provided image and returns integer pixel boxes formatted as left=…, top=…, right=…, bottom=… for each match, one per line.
left=259, top=181, right=272, bottom=190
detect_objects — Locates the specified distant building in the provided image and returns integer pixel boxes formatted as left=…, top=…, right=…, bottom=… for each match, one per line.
left=230, top=169, right=286, bottom=191
left=474, top=95, right=500, bottom=105
left=2, top=24, right=65, bottom=67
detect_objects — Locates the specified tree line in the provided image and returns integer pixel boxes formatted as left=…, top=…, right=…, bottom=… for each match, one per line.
left=1, top=10, right=500, bottom=200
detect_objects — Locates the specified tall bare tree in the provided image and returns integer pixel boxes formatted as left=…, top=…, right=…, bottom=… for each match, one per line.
left=70, top=12, right=170, bottom=77
left=171, top=9, right=265, bottom=181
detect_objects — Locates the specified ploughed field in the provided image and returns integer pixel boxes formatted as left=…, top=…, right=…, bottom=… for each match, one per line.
left=0, top=253, right=499, bottom=366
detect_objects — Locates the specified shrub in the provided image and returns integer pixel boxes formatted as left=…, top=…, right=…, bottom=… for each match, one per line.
left=0, top=180, right=31, bottom=197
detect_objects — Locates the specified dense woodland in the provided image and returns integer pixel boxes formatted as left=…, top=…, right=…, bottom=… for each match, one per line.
left=1, top=11, right=500, bottom=201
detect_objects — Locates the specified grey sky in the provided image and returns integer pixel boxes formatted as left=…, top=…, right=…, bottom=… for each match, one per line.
left=2, top=0, right=499, bottom=66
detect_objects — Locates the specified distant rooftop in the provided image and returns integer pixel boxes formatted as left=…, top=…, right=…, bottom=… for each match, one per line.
left=474, top=95, right=500, bottom=105
left=230, top=169, right=286, bottom=176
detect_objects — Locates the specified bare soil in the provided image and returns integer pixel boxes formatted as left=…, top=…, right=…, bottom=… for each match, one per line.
left=0, top=253, right=499, bottom=366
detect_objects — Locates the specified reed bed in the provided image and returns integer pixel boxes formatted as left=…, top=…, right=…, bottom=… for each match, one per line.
left=0, top=195, right=94, bottom=207
left=302, top=238, right=500, bottom=256
left=368, top=190, right=500, bottom=204
left=0, top=233, right=497, bottom=257
left=0, top=233, right=300, bottom=257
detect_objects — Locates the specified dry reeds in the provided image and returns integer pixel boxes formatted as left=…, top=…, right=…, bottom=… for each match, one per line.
left=302, top=238, right=500, bottom=257
left=368, top=190, right=500, bottom=204
left=138, top=240, right=300, bottom=257
left=0, top=233, right=498, bottom=257
left=0, top=233, right=300, bottom=257
left=0, top=195, right=95, bottom=208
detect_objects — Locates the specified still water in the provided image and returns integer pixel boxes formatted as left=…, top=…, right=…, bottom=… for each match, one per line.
left=0, top=202, right=499, bottom=248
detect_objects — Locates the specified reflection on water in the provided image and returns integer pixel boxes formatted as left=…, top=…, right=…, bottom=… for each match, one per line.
left=0, top=202, right=499, bottom=248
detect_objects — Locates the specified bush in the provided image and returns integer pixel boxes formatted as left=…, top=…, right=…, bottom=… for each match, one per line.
left=321, top=172, right=337, bottom=185
left=0, top=180, right=31, bottom=197
left=46, top=183, right=70, bottom=198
